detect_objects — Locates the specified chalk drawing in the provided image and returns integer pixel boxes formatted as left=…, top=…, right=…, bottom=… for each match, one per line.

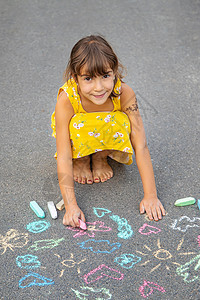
left=71, top=286, right=112, bottom=299
left=139, top=280, right=166, bottom=298
left=109, top=214, right=133, bottom=239
left=114, top=253, right=141, bottom=269
left=198, top=235, right=200, bottom=247
left=176, top=254, right=200, bottom=283
left=16, top=254, right=41, bottom=270
left=0, top=229, right=29, bottom=255
left=170, top=216, right=200, bottom=232
left=54, top=253, right=86, bottom=276
left=28, top=238, right=64, bottom=251
left=78, top=239, right=121, bottom=254
left=19, top=272, right=54, bottom=288
left=93, top=208, right=112, bottom=218
left=138, top=223, right=161, bottom=235
left=84, top=264, right=124, bottom=284
left=26, top=220, right=51, bottom=233
left=66, top=221, right=112, bottom=238
left=137, top=238, right=196, bottom=273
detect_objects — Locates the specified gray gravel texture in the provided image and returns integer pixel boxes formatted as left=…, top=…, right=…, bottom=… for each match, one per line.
left=0, top=0, right=199, bottom=299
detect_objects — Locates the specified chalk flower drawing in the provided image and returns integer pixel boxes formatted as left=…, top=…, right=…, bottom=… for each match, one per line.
left=137, top=238, right=196, bottom=273
left=0, top=229, right=29, bottom=255
left=66, top=221, right=112, bottom=238
left=170, top=216, right=200, bottom=232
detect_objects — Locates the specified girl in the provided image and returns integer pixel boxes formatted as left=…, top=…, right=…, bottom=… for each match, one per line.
left=51, top=35, right=165, bottom=228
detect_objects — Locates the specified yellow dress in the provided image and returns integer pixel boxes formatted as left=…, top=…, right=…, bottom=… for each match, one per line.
left=51, top=78, right=134, bottom=165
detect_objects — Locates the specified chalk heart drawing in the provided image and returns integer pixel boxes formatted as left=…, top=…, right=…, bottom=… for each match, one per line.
left=16, top=254, right=41, bottom=270
left=0, top=229, right=29, bottom=255
left=139, top=280, right=166, bottom=298
left=176, top=254, right=200, bottom=283
left=19, top=272, right=54, bottom=288
left=93, top=208, right=112, bottom=218
left=114, top=253, right=141, bottom=269
left=138, top=223, right=161, bottom=235
left=26, top=220, right=51, bottom=233
left=28, top=238, right=64, bottom=251
left=109, top=214, right=133, bottom=239
left=78, top=239, right=121, bottom=254
left=84, top=264, right=124, bottom=284
left=71, top=286, right=112, bottom=299
left=66, top=221, right=112, bottom=238
left=170, top=216, right=200, bottom=232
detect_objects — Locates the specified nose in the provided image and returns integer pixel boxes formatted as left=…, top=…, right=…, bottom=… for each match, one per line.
left=94, top=78, right=103, bottom=92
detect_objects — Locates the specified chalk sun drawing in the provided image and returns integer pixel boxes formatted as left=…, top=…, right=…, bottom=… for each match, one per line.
left=109, top=214, right=133, bottom=239
left=114, top=253, right=141, bottom=269
left=16, top=254, right=41, bottom=270
left=138, top=223, right=161, bottom=235
left=19, top=272, right=54, bottom=288
left=84, top=264, right=124, bottom=284
left=170, top=216, right=200, bottom=232
left=71, top=286, right=112, bottom=299
left=176, top=253, right=200, bottom=283
left=28, top=238, right=64, bottom=251
left=54, top=253, right=86, bottom=276
left=0, top=229, right=29, bottom=255
left=66, top=221, right=112, bottom=238
left=139, top=280, right=166, bottom=298
left=26, top=220, right=51, bottom=233
left=78, top=239, right=121, bottom=254
left=137, top=238, right=196, bottom=273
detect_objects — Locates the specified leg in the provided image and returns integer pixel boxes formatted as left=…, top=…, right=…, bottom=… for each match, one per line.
left=73, top=155, right=93, bottom=184
left=92, top=150, right=114, bottom=183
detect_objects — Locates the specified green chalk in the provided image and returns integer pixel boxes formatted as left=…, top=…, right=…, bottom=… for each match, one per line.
left=174, top=197, right=196, bottom=207
left=30, top=201, right=45, bottom=218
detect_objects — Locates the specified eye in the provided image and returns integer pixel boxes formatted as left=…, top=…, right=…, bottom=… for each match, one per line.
left=84, top=77, right=92, bottom=81
left=103, top=74, right=110, bottom=79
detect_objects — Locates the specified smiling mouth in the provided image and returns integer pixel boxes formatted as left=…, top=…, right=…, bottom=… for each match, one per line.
left=93, top=92, right=106, bottom=98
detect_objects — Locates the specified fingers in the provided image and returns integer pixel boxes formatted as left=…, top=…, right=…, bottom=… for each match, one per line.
left=140, top=203, right=145, bottom=214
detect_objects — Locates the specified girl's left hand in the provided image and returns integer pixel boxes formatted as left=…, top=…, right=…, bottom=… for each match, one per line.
left=140, top=196, right=165, bottom=221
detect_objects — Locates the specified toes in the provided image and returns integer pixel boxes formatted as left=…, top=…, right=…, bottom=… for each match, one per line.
left=94, top=177, right=100, bottom=183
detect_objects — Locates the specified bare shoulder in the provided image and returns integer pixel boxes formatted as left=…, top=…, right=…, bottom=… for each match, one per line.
left=120, top=83, right=138, bottom=114
left=55, top=91, right=74, bottom=123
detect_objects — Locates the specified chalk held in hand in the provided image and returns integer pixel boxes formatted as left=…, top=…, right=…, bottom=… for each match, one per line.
left=174, top=197, right=196, bottom=207
left=30, top=201, right=45, bottom=218
left=197, top=199, right=200, bottom=210
left=79, top=219, right=87, bottom=230
left=47, top=201, right=58, bottom=219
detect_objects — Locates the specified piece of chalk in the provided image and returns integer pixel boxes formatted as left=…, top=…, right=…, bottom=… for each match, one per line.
left=30, top=201, right=45, bottom=218
left=174, top=197, right=196, bottom=207
left=197, top=199, right=200, bottom=210
left=56, top=199, right=65, bottom=211
left=47, top=201, right=58, bottom=219
left=79, top=219, right=87, bottom=230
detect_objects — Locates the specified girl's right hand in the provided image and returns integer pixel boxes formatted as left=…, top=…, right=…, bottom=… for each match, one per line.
left=63, top=202, right=85, bottom=228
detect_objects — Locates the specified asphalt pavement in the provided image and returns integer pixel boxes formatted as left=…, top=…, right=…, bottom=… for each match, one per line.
left=0, top=0, right=199, bottom=299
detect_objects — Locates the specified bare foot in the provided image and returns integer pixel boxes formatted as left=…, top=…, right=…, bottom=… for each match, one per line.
left=92, top=150, right=113, bottom=183
left=73, top=156, right=93, bottom=184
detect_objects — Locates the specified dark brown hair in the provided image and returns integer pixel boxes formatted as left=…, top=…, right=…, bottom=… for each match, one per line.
left=63, top=35, right=125, bottom=97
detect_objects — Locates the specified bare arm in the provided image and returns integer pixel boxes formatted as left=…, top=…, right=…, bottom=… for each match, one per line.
left=121, top=83, right=165, bottom=220
left=55, top=91, right=85, bottom=227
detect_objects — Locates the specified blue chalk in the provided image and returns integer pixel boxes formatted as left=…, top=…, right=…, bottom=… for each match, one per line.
left=30, top=201, right=45, bottom=218
left=197, top=199, right=200, bottom=210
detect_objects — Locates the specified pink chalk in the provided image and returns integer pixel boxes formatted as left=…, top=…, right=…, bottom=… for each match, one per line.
left=79, top=219, right=87, bottom=230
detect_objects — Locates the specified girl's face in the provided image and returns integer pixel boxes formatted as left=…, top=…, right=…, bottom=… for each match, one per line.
left=76, top=65, right=115, bottom=106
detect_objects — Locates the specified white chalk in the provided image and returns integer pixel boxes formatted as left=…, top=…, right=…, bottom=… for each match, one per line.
left=47, top=201, right=58, bottom=219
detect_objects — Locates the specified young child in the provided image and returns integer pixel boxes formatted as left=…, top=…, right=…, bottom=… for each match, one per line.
left=51, top=35, right=165, bottom=228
